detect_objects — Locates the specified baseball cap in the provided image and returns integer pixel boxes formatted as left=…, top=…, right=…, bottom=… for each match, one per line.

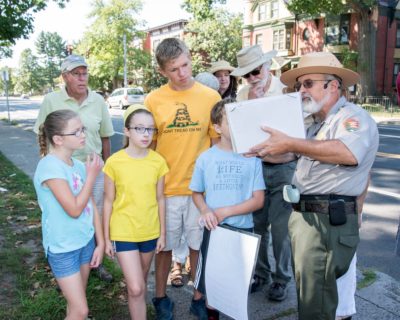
left=61, top=55, right=88, bottom=73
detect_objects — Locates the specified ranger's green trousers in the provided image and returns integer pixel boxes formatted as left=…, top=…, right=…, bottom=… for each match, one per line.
left=289, top=210, right=359, bottom=320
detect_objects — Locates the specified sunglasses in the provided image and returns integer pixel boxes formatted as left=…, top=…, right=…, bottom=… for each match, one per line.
left=243, top=66, right=262, bottom=79
left=294, top=79, right=332, bottom=92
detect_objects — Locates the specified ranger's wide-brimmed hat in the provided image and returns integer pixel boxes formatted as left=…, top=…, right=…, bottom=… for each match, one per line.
left=208, top=60, right=235, bottom=74
left=280, top=51, right=360, bottom=88
left=231, top=45, right=277, bottom=77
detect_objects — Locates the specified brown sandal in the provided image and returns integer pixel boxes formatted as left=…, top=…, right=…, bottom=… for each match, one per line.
left=170, top=265, right=184, bottom=287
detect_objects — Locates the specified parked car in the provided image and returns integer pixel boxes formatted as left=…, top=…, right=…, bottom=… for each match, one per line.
left=106, top=87, right=144, bottom=109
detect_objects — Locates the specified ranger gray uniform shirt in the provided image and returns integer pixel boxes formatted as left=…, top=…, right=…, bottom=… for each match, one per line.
left=293, top=96, right=379, bottom=196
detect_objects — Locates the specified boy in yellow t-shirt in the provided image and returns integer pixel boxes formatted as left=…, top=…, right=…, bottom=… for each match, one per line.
left=144, top=38, right=221, bottom=320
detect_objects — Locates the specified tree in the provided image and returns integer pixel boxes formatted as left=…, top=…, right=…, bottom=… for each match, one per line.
left=140, top=52, right=167, bottom=92
left=14, top=49, right=43, bottom=94
left=182, top=0, right=226, bottom=20
left=76, top=0, right=146, bottom=91
left=0, top=0, right=68, bottom=46
left=35, top=31, right=66, bottom=89
left=184, top=8, right=243, bottom=74
left=285, top=0, right=397, bottom=95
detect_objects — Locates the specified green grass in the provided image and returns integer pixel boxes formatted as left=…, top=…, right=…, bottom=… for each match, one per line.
left=0, top=152, right=135, bottom=319
left=357, top=268, right=377, bottom=290
left=0, top=118, right=18, bottom=125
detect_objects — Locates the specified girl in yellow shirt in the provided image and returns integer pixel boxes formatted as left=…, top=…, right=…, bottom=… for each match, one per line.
left=103, top=105, right=169, bottom=320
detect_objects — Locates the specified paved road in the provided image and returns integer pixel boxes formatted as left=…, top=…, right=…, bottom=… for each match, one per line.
left=1, top=97, right=400, bottom=280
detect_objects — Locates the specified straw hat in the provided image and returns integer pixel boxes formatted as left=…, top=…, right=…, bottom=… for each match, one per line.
left=208, top=60, right=234, bottom=74
left=231, top=45, right=277, bottom=77
left=280, top=51, right=360, bottom=87
left=123, top=104, right=149, bottom=124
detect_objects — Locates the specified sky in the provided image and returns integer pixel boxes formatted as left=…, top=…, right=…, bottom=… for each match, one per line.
left=1, top=0, right=245, bottom=68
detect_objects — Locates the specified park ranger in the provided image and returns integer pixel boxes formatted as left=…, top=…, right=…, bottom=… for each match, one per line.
left=248, top=51, right=379, bottom=320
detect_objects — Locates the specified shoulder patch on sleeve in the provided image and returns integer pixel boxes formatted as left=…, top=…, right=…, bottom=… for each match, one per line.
left=343, top=118, right=360, bottom=132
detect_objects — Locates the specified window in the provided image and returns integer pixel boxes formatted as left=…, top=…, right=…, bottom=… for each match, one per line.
left=396, top=22, right=400, bottom=48
left=273, top=29, right=285, bottom=50
left=256, top=34, right=263, bottom=46
left=271, top=0, right=278, bottom=19
left=286, top=29, right=292, bottom=50
left=393, top=63, right=400, bottom=86
left=243, top=36, right=251, bottom=47
left=272, top=28, right=292, bottom=51
left=153, top=39, right=160, bottom=52
left=258, top=3, right=266, bottom=21
left=257, top=1, right=278, bottom=21
left=325, top=14, right=350, bottom=45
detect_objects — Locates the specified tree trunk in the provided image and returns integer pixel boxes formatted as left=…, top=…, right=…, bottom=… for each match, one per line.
left=355, top=5, right=377, bottom=96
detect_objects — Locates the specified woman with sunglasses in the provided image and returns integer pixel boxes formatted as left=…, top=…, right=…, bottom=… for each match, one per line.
left=208, top=60, right=238, bottom=99
left=231, top=45, right=286, bottom=102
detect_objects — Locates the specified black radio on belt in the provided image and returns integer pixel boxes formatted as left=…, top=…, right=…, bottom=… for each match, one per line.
left=329, top=199, right=347, bottom=226
left=292, top=194, right=356, bottom=226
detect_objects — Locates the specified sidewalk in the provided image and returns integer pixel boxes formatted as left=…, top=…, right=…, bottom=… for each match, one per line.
left=1, top=120, right=400, bottom=319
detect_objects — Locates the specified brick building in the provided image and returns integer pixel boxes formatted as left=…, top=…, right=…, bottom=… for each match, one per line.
left=242, top=0, right=400, bottom=96
left=143, top=19, right=188, bottom=54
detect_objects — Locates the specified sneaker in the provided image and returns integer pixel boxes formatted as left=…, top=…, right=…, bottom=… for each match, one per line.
left=268, top=282, right=288, bottom=301
left=152, top=296, right=174, bottom=320
left=94, top=264, right=113, bottom=283
left=206, top=307, right=220, bottom=320
left=190, top=297, right=208, bottom=320
left=250, top=275, right=267, bottom=293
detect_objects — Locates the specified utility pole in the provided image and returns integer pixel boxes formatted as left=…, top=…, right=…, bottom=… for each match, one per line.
left=123, top=34, right=127, bottom=87
left=1, top=69, right=10, bottom=122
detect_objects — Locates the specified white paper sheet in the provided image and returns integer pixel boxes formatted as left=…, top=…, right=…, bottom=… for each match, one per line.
left=225, top=92, right=305, bottom=153
left=205, top=226, right=260, bottom=320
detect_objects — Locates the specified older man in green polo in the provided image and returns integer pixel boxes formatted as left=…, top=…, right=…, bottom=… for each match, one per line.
left=34, top=54, right=114, bottom=282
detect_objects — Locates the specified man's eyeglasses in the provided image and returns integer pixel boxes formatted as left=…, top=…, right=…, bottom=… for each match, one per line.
left=243, top=66, right=262, bottom=79
left=59, top=127, right=86, bottom=137
left=128, top=127, right=157, bottom=135
left=294, top=79, right=332, bottom=92
left=69, top=71, right=89, bottom=78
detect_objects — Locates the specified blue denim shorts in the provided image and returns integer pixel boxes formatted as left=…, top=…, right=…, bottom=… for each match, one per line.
left=47, top=237, right=95, bottom=279
left=113, top=239, right=157, bottom=253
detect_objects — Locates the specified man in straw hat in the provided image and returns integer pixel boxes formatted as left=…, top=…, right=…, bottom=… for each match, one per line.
left=232, top=45, right=294, bottom=302
left=231, top=45, right=286, bottom=101
left=248, top=51, right=379, bottom=319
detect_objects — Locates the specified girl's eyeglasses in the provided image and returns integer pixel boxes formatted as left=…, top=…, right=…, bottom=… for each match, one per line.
left=294, top=79, right=332, bottom=92
left=59, top=127, right=86, bottom=137
left=128, top=127, right=157, bottom=134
